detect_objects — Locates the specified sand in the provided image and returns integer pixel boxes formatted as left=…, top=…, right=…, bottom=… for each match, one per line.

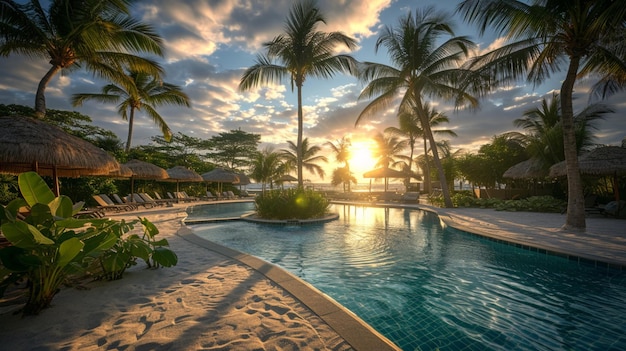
left=0, top=205, right=352, bottom=350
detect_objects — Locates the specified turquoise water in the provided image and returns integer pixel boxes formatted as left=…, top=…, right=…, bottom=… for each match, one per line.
left=187, top=203, right=626, bottom=351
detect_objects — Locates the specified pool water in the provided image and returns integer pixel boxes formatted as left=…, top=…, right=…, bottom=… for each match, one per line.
left=187, top=203, right=626, bottom=351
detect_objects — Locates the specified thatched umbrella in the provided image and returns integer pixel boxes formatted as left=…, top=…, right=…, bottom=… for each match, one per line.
left=363, top=167, right=407, bottom=192
left=123, top=159, right=169, bottom=201
left=503, top=158, right=548, bottom=179
left=201, top=168, right=240, bottom=194
left=277, top=174, right=298, bottom=182
left=167, top=166, right=203, bottom=202
left=549, top=146, right=626, bottom=202
left=0, top=115, right=120, bottom=195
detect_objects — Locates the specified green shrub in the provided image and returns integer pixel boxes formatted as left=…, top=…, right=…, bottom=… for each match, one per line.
left=494, top=196, right=566, bottom=213
left=255, top=188, right=329, bottom=220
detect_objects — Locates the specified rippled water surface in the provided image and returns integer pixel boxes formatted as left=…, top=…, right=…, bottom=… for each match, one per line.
left=188, top=204, right=626, bottom=351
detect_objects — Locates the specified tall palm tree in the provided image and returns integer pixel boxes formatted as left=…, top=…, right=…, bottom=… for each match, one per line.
left=355, top=7, right=479, bottom=207
left=281, top=138, right=328, bottom=180
left=372, top=132, right=407, bottom=191
left=72, top=70, right=191, bottom=152
left=386, top=102, right=457, bottom=194
left=330, top=166, right=357, bottom=193
left=458, top=0, right=626, bottom=230
left=238, top=0, right=357, bottom=188
left=0, top=0, right=164, bottom=118
left=325, top=137, right=353, bottom=191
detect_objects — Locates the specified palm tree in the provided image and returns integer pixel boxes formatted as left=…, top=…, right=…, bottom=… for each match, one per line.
left=281, top=138, right=328, bottom=180
left=72, top=70, right=190, bottom=152
left=372, top=132, right=407, bottom=191
left=386, top=102, right=457, bottom=194
left=238, top=0, right=357, bottom=188
left=0, top=0, right=164, bottom=118
left=325, top=137, right=353, bottom=191
left=250, top=148, right=287, bottom=193
left=511, top=93, right=610, bottom=169
left=355, top=7, right=479, bottom=207
left=330, top=166, right=356, bottom=193
left=458, top=0, right=626, bottom=230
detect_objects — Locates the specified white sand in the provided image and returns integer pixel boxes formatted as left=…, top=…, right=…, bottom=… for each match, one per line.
left=0, top=205, right=351, bottom=350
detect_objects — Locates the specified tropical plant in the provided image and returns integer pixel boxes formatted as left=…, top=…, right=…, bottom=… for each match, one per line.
left=281, top=138, right=328, bottom=180
left=250, top=148, right=287, bottom=193
left=356, top=7, right=480, bottom=207
left=207, top=129, right=262, bottom=171
left=254, top=188, right=329, bottom=220
left=326, top=137, right=354, bottom=192
left=72, top=70, right=191, bottom=152
left=0, top=172, right=123, bottom=315
left=371, top=132, right=408, bottom=192
left=457, top=0, right=626, bottom=230
left=386, top=102, right=457, bottom=193
left=238, top=0, right=357, bottom=187
left=0, top=0, right=164, bottom=118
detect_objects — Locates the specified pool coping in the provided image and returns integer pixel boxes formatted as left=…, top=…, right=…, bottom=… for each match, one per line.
left=177, top=224, right=402, bottom=351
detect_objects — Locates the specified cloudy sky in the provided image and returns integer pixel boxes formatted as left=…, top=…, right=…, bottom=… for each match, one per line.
left=1, top=0, right=625, bottom=182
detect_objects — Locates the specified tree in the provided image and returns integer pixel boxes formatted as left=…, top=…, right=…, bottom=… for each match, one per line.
left=250, top=148, right=287, bottom=193
left=238, top=0, right=357, bottom=188
left=281, top=138, right=328, bottom=180
left=386, top=102, right=457, bottom=193
left=458, top=0, right=626, bottom=230
left=72, top=70, right=190, bottom=152
left=129, top=133, right=208, bottom=173
left=207, top=129, right=261, bottom=171
left=325, top=137, right=353, bottom=191
left=0, top=0, right=164, bottom=118
left=372, top=132, right=407, bottom=191
left=356, top=7, right=479, bottom=207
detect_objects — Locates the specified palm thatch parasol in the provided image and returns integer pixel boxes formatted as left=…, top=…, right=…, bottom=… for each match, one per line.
left=277, top=174, right=297, bottom=182
left=201, top=168, right=240, bottom=194
left=235, top=172, right=251, bottom=186
left=363, top=167, right=408, bottom=192
left=549, top=146, right=626, bottom=202
left=503, top=158, right=549, bottom=179
left=167, top=166, right=203, bottom=201
left=0, top=115, right=120, bottom=195
left=123, top=159, right=169, bottom=201
left=107, top=164, right=133, bottom=178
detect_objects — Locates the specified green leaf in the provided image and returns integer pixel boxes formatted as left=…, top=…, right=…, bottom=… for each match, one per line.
left=152, top=248, right=178, bottom=267
left=57, top=237, right=84, bottom=267
left=151, top=238, right=169, bottom=247
left=1, top=198, right=27, bottom=222
left=0, top=246, right=31, bottom=272
left=49, top=196, right=74, bottom=218
left=18, top=172, right=55, bottom=207
left=28, top=203, right=54, bottom=225
left=83, top=233, right=118, bottom=256
left=1, top=222, right=54, bottom=248
left=140, top=217, right=159, bottom=238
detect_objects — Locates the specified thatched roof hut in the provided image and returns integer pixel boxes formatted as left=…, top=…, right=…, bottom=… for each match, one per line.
left=124, top=159, right=168, bottom=180
left=549, top=146, right=626, bottom=177
left=503, top=158, right=548, bottom=179
left=167, top=166, right=203, bottom=182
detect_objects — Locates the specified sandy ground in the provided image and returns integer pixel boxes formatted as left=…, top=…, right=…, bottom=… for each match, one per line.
left=0, top=205, right=352, bottom=351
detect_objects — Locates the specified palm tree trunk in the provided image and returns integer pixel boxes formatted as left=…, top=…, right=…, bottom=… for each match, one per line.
left=422, top=136, right=431, bottom=194
left=34, top=65, right=62, bottom=119
left=126, top=108, right=136, bottom=153
left=561, top=56, right=586, bottom=231
left=296, top=81, right=304, bottom=188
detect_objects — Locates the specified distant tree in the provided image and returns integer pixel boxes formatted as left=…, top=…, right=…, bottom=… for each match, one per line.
left=0, top=0, right=164, bottom=118
left=325, top=137, right=353, bottom=191
left=250, top=148, right=288, bottom=193
left=330, top=166, right=356, bottom=192
left=207, top=129, right=261, bottom=171
left=281, top=138, right=328, bottom=180
left=372, top=132, right=407, bottom=191
left=72, top=70, right=190, bottom=152
left=239, top=0, right=357, bottom=187
left=130, top=133, right=209, bottom=173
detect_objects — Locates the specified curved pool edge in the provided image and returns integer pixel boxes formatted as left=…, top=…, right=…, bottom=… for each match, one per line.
left=176, top=223, right=402, bottom=351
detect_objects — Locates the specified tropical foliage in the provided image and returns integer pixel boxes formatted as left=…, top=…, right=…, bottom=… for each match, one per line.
left=0, top=172, right=177, bottom=315
left=254, top=188, right=329, bottom=220
left=0, top=0, right=164, bottom=118
left=281, top=138, right=328, bottom=180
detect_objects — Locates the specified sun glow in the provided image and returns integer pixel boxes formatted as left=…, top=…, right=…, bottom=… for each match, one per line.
left=348, top=140, right=378, bottom=178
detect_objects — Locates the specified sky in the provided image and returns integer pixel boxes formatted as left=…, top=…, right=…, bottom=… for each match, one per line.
left=1, top=0, right=625, bottom=183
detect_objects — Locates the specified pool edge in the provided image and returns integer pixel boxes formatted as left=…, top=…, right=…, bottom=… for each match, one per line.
left=176, top=224, right=402, bottom=351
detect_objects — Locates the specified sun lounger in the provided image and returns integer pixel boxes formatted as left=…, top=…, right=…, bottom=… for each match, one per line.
left=111, top=194, right=138, bottom=210
left=154, top=191, right=177, bottom=205
left=203, top=191, right=217, bottom=200
left=92, top=195, right=132, bottom=212
left=129, top=193, right=155, bottom=208
left=101, top=194, right=135, bottom=211
left=400, top=192, right=420, bottom=203
left=139, top=193, right=165, bottom=207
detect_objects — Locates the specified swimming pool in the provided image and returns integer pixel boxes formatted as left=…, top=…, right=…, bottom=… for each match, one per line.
left=187, top=203, right=626, bottom=351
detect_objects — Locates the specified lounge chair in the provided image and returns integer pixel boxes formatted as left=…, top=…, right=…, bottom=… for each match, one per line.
left=111, top=194, right=138, bottom=210
left=584, top=194, right=605, bottom=216
left=176, top=192, right=199, bottom=202
left=129, top=193, right=155, bottom=208
left=92, top=195, right=131, bottom=212
left=154, top=191, right=177, bottom=205
left=203, top=191, right=217, bottom=201
left=400, top=192, right=420, bottom=203
left=101, top=194, right=135, bottom=211
left=139, top=193, right=165, bottom=207
left=226, top=191, right=238, bottom=199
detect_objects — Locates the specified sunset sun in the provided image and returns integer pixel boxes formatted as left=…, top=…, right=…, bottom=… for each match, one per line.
left=349, top=140, right=378, bottom=177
